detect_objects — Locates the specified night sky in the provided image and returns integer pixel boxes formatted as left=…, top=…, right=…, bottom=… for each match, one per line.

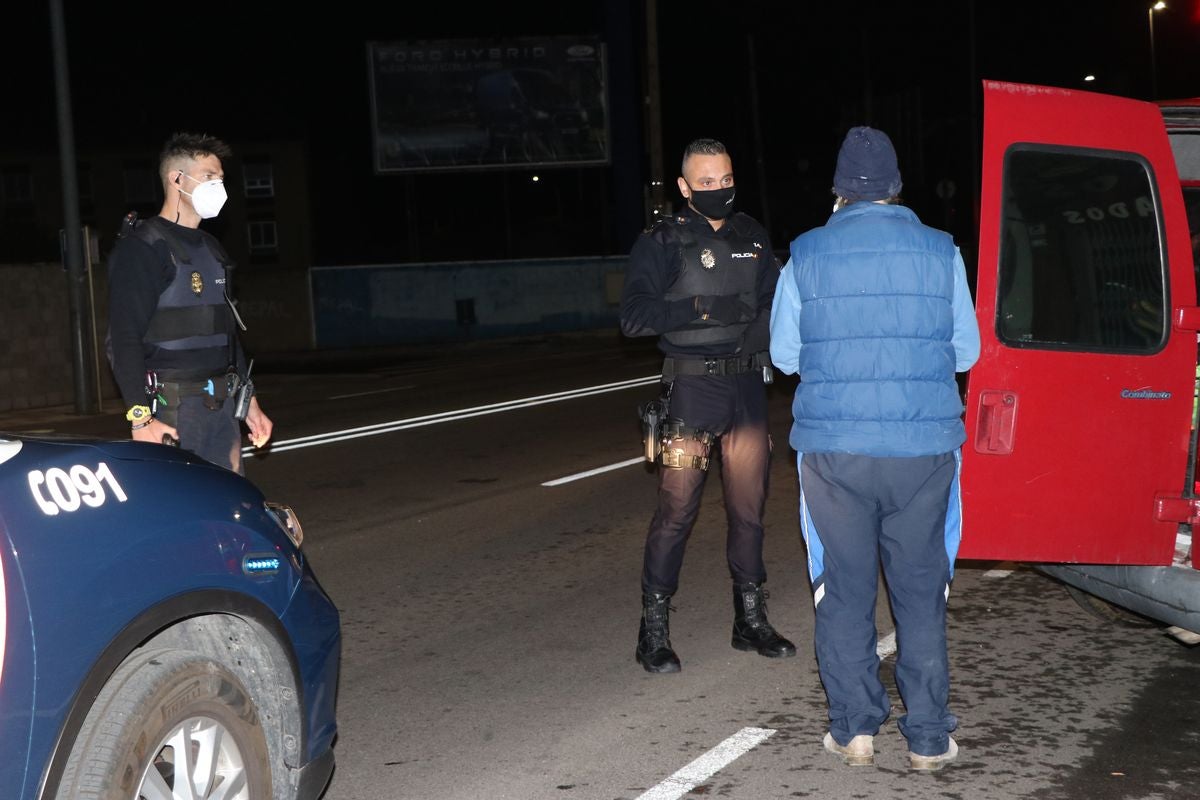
left=3, top=1, right=1199, bottom=263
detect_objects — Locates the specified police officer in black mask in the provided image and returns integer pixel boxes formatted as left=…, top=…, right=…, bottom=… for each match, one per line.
left=620, top=138, right=795, bottom=673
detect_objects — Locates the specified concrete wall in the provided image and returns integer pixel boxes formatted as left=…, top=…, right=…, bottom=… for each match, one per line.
left=311, top=256, right=627, bottom=347
left=0, top=261, right=319, bottom=413
left=0, top=263, right=115, bottom=412
left=1, top=256, right=629, bottom=412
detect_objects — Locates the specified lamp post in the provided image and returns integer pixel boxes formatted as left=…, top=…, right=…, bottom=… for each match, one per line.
left=1149, top=1, right=1166, bottom=99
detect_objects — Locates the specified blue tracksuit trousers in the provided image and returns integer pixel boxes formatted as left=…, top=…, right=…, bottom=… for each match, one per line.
left=798, top=450, right=961, bottom=757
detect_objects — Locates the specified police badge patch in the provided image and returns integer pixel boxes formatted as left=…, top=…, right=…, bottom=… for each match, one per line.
left=190, top=271, right=203, bottom=295
left=700, top=248, right=716, bottom=270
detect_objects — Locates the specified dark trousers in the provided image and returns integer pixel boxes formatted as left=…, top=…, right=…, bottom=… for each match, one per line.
left=176, top=394, right=244, bottom=475
left=798, top=450, right=960, bottom=757
left=641, top=371, right=770, bottom=595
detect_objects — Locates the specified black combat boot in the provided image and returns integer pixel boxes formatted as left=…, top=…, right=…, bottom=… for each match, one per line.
left=731, top=581, right=797, bottom=658
left=636, top=592, right=682, bottom=674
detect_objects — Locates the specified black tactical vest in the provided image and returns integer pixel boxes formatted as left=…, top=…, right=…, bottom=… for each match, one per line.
left=660, top=212, right=762, bottom=348
left=125, top=215, right=234, bottom=361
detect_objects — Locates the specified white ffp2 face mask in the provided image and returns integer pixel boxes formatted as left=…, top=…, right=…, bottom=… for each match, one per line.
left=179, top=173, right=228, bottom=219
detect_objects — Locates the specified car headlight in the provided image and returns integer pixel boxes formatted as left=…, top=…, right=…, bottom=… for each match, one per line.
left=264, top=502, right=303, bottom=549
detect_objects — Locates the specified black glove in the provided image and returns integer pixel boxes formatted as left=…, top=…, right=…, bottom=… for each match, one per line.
left=738, top=311, right=769, bottom=353
left=696, top=295, right=755, bottom=324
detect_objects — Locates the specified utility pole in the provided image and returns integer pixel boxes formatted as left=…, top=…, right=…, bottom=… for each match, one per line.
left=1148, top=2, right=1166, bottom=100
left=968, top=0, right=981, bottom=248
left=746, top=34, right=771, bottom=237
left=49, top=0, right=96, bottom=414
left=644, top=0, right=667, bottom=226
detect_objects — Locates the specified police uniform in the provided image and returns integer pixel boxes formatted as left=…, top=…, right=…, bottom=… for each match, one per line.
left=107, top=215, right=247, bottom=473
left=620, top=205, right=795, bottom=673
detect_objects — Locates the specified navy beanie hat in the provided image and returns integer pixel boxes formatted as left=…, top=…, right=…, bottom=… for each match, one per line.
left=833, top=126, right=902, bottom=201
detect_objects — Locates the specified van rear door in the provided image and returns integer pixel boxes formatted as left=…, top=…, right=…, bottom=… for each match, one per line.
left=959, top=81, right=1197, bottom=564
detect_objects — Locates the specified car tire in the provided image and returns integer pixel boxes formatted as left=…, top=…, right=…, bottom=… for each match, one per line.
left=1063, top=583, right=1160, bottom=629
left=56, top=647, right=272, bottom=800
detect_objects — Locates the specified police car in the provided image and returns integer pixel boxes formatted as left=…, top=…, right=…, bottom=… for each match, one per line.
left=0, top=432, right=340, bottom=799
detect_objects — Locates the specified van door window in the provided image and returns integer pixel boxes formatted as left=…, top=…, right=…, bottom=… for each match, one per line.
left=1183, top=186, right=1200, bottom=303
left=997, top=146, right=1165, bottom=353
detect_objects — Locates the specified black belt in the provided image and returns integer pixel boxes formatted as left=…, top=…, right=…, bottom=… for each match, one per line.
left=161, top=377, right=232, bottom=399
left=662, top=352, right=769, bottom=379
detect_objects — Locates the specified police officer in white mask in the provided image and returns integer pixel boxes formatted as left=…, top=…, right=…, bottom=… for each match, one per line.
left=107, top=132, right=272, bottom=474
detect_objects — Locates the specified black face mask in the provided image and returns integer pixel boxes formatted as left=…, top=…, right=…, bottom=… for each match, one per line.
left=689, top=186, right=736, bottom=220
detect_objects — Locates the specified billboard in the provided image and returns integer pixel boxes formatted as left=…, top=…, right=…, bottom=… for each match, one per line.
left=367, top=37, right=609, bottom=174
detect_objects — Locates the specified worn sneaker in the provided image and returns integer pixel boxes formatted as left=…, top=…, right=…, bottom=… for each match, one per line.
left=910, top=737, right=959, bottom=771
left=823, top=732, right=874, bottom=766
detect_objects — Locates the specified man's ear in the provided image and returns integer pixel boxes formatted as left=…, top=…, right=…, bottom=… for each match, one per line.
left=676, top=176, right=689, bottom=199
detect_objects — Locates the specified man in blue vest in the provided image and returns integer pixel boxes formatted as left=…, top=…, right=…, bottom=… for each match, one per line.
left=621, top=138, right=795, bottom=674
left=770, top=126, right=980, bottom=769
left=107, top=132, right=272, bottom=474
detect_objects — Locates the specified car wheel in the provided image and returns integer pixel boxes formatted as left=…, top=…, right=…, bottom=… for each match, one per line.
left=1063, top=583, right=1160, bottom=628
left=56, top=647, right=272, bottom=800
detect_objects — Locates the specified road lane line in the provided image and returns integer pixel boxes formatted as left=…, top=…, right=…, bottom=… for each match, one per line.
left=245, top=375, right=660, bottom=456
left=636, top=727, right=775, bottom=800
left=541, top=456, right=645, bottom=486
left=329, top=385, right=416, bottom=399
left=876, top=630, right=897, bottom=659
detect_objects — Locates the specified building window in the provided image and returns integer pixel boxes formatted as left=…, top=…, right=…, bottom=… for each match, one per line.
left=1, top=166, right=32, bottom=205
left=248, top=219, right=277, bottom=252
left=122, top=164, right=159, bottom=205
left=997, top=145, right=1163, bottom=353
left=243, top=162, right=274, bottom=198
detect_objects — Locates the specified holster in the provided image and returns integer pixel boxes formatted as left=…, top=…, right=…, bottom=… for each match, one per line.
left=637, top=379, right=715, bottom=470
left=639, top=399, right=666, bottom=463
left=659, top=420, right=715, bottom=471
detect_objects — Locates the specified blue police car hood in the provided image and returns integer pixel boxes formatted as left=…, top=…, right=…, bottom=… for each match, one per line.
left=0, top=433, right=227, bottom=470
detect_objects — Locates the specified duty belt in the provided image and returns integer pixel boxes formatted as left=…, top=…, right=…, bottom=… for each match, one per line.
left=662, top=351, right=770, bottom=379
left=153, top=374, right=235, bottom=424
left=160, top=376, right=233, bottom=400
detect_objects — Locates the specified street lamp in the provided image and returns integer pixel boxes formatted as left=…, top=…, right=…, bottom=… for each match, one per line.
left=1149, top=1, right=1167, bottom=99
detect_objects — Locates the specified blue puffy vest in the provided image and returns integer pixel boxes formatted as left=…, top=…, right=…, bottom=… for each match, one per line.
left=787, top=202, right=965, bottom=457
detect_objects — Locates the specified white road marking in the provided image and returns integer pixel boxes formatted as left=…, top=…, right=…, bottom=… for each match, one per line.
left=635, top=727, right=775, bottom=800
left=876, top=630, right=896, bottom=659
left=983, top=562, right=1017, bottom=578
left=541, top=456, right=645, bottom=486
left=245, top=375, right=660, bottom=456
left=329, top=385, right=416, bottom=400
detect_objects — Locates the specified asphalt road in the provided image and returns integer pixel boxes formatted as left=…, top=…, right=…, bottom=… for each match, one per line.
left=9, top=332, right=1200, bottom=800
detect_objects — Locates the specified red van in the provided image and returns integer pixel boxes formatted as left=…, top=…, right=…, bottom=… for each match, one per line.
left=960, top=81, right=1200, bottom=642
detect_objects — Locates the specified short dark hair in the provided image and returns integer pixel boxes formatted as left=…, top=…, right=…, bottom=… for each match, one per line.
left=681, top=138, right=728, bottom=173
left=158, top=132, right=232, bottom=182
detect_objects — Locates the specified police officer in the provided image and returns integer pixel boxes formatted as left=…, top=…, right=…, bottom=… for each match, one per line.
left=107, top=132, right=271, bottom=474
left=620, top=138, right=795, bottom=674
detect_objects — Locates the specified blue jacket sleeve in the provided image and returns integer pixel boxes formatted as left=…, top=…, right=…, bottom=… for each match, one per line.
left=951, top=248, right=981, bottom=372
left=769, top=257, right=802, bottom=374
